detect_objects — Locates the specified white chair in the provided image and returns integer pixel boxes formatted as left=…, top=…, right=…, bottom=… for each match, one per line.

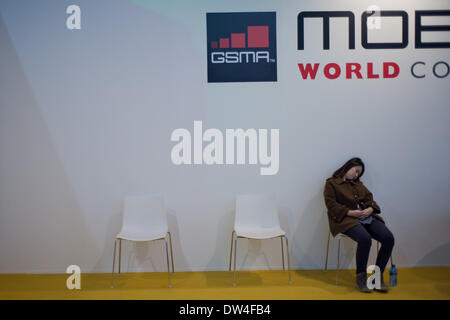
left=110, top=195, right=174, bottom=288
left=229, top=194, right=291, bottom=286
left=324, top=231, right=379, bottom=285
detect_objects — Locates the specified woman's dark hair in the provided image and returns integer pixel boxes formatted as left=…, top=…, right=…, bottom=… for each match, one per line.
left=332, top=157, right=365, bottom=180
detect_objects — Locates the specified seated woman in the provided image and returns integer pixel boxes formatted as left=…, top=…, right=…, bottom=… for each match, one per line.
left=323, top=157, right=395, bottom=293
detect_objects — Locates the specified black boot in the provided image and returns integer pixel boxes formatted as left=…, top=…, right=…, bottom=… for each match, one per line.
left=356, top=272, right=372, bottom=293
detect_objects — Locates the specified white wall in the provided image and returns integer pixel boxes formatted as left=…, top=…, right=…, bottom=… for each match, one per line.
left=0, top=0, right=449, bottom=274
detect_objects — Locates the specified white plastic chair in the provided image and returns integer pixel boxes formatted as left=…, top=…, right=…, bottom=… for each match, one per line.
left=229, top=194, right=291, bottom=286
left=110, top=195, right=174, bottom=288
left=324, top=231, right=379, bottom=285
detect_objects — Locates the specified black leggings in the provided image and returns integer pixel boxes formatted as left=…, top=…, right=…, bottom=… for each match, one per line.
left=343, top=218, right=395, bottom=274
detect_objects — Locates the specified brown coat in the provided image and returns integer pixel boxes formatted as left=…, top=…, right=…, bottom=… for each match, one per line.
left=323, top=177, right=384, bottom=236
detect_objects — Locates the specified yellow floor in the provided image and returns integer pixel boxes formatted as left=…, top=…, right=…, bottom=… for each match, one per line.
left=0, top=267, right=449, bottom=300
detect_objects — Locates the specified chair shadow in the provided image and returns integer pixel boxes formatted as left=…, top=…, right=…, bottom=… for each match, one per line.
left=293, top=269, right=356, bottom=293
left=203, top=201, right=292, bottom=289
left=202, top=209, right=264, bottom=288
left=204, top=200, right=296, bottom=288
left=99, top=205, right=189, bottom=290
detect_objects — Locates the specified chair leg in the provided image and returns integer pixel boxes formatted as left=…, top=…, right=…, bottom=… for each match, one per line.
left=233, top=235, right=238, bottom=287
left=164, top=237, right=172, bottom=288
left=336, top=237, right=341, bottom=285
left=283, top=236, right=292, bottom=285
left=229, top=231, right=235, bottom=272
left=168, top=232, right=175, bottom=274
left=280, top=236, right=285, bottom=271
left=325, top=232, right=330, bottom=272
left=110, top=238, right=117, bottom=289
left=118, top=239, right=122, bottom=275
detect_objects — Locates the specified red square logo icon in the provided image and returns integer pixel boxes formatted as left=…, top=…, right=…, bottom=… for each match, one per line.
left=247, top=26, right=269, bottom=48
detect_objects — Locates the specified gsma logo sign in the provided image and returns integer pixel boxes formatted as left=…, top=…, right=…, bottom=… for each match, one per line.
left=207, top=12, right=277, bottom=83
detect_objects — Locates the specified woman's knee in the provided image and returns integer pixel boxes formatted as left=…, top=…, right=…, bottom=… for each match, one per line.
left=381, top=230, right=395, bottom=247
left=357, top=234, right=373, bottom=248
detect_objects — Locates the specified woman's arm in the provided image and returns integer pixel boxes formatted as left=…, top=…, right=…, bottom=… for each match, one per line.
left=324, top=181, right=357, bottom=222
left=360, top=184, right=381, bottom=213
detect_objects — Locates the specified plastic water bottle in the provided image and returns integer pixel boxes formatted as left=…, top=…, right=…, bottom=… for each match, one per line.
left=389, top=264, right=397, bottom=287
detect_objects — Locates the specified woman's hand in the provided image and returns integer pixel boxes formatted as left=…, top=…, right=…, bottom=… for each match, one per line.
left=347, top=207, right=373, bottom=219
left=347, top=210, right=364, bottom=218
left=360, top=207, right=374, bottom=219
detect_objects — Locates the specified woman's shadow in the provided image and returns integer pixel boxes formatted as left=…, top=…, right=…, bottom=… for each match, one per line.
left=292, top=189, right=357, bottom=293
